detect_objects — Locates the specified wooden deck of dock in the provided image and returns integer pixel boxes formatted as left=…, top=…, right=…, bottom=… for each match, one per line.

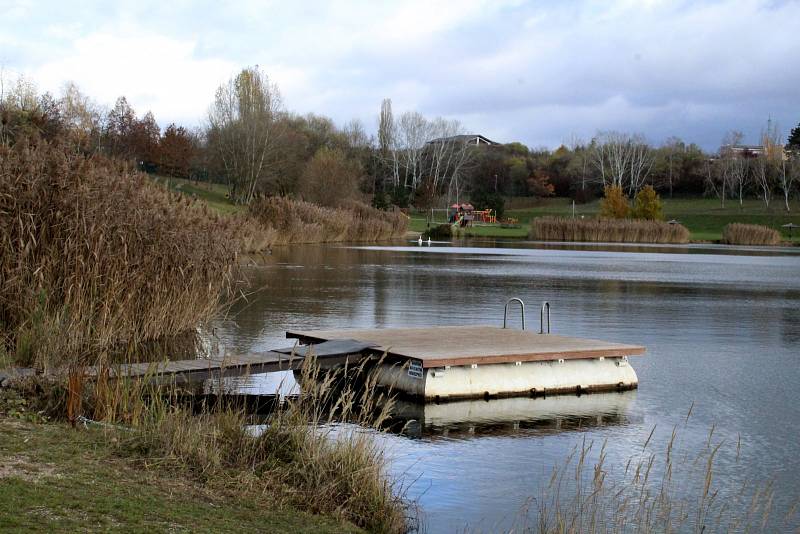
left=288, top=326, right=645, bottom=368
left=1, top=326, right=644, bottom=390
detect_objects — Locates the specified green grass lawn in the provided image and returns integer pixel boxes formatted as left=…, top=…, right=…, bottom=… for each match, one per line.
left=413, top=197, right=800, bottom=243
left=0, top=416, right=362, bottom=533
left=153, top=176, right=244, bottom=215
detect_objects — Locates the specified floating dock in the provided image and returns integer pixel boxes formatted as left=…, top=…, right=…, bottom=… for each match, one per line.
left=287, top=325, right=645, bottom=401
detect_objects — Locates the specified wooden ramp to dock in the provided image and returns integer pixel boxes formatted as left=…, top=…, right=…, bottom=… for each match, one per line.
left=0, top=339, right=376, bottom=387
left=288, top=325, right=645, bottom=368
left=93, top=351, right=305, bottom=382
left=0, top=352, right=306, bottom=387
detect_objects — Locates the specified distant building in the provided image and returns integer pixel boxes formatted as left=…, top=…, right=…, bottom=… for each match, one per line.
left=719, top=144, right=788, bottom=160
left=426, top=134, right=499, bottom=147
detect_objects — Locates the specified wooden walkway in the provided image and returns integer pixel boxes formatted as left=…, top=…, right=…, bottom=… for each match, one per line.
left=93, top=351, right=306, bottom=382
left=0, top=352, right=308, bottom=387
left=0, top=338, right=384, bottom=386
left=288, top=326, right=645, bottom=368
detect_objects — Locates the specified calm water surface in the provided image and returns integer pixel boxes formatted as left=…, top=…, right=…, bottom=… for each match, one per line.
left=212, top=240, right=800, bottom=532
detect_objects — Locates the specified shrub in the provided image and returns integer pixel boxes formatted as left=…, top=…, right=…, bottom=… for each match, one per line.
left=599, top=185, right=630, bottom=219
left=530, top=216, right=690, bottom=244
left=424, top=224, right=453, bottom=239
left=298, top=147, right=363, bottom=208
left=470, top=190, right=505, bottom=219
left=0, top=142, right=238, bottom=370
left=248, top=197, right=408, bottom=245
left=631, top=185, right=663, bottom=220
left=722, top=223, right=781, bottom=245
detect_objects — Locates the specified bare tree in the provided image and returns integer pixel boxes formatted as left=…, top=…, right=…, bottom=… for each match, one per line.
left=426, top=118, right=464, bottom=191
left=59, top=81, right=103, bottom=153
left=704, top=157, right=729, bottom=208
left=208, top=67, right=285, bottom=204
left=397, top=111, right=430, bottom=191
left=628, top=135, right=654, bottom=195
left=753, top=118, right=783, bottom=208
left=778, top=157, right=797, bottom=211
left=753, top=155, right=772, bottom=208
left=590, top=131, right=653, bottom=194
left=720, top=131, right=749, bottom=207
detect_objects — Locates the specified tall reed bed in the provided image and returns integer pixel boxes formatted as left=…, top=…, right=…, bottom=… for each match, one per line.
left=722, top=223, right=781, bottom=245
left=248, top=196, right=408, bottom=245
left=0, top=143, right=239, bottom=370
left=530, top=216, right=690, bottom=244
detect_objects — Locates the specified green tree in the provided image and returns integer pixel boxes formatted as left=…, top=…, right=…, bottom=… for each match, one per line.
left=599, top=185, right=630, bottom=219
left=631, top=185, right=663, bottom=220
left=470, top=190, right=505, bottom=219
left=788, top=122, right=800, bottom=149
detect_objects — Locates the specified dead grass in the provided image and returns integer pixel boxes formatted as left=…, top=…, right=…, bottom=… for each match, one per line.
left=8, top=354, right=410, bottom=533
left=123, top=356, right=408, bottom=533
left=722, top=223, right=782, bottom=246
left=530, top=216, right=690, bottom=244
left=0, top=142, right=239, bottom=371
left=248, top=197, right=408, bottom=246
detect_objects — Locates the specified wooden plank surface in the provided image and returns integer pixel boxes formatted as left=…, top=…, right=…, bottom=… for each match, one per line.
left=86, top=351, right=304, bottom=380
left=2, top=349, right=346, bottom=386
left=287, top=326, right=645, bottom=368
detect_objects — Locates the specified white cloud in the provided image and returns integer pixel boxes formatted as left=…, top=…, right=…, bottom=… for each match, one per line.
left=31, top=28, right=236, bottom=126
left=5, top=0, right=800, bottom=147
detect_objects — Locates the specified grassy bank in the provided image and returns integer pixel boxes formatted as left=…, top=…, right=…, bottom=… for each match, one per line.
left=410, top=197, right=800, bottom=243
left=1, top=354, right=407, bottom=533
left=159, top=177, right=408, bottom=250
left=1, top=145, right=408, bottom=532
left=0, top=416, right=362, bottom=533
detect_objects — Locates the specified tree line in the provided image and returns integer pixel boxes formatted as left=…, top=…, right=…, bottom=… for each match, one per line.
left=2, top=66, right=799, bottom=213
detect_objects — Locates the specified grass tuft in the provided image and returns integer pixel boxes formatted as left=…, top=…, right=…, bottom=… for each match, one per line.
left=721, top=223, right=782, bottom=245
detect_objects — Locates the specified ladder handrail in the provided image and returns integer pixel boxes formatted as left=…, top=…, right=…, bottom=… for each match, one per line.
left=503, top=298, right=525, bottom=330
left=540, top=301, right=551, bottom=334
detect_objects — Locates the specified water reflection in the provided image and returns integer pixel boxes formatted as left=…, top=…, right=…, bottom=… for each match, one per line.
left=391, top=391, right=636, bottom=440
left=210, top=241, right=800, bottom=533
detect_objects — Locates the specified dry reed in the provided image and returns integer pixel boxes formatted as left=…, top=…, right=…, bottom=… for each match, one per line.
left=525, top=416, right=796, bottom=533
left=248, top=196, right=408, bottom=246
left=0, top=142, right=239, bottom=370
left=530, top=216, right=690, bottom=244
left=722, top=223, right=781, bottom=246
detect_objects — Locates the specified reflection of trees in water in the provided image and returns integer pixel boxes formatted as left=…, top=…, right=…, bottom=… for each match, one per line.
left=212, top=244, right=799, bottom=359
left=780, top=306, right=800, bottom=345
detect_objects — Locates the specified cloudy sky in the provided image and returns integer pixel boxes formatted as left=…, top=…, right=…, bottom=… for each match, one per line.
left=2, top=0, right=798, bottom=150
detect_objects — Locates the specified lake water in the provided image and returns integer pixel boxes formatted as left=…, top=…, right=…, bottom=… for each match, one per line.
left=212, top=240, right=800, bottom=532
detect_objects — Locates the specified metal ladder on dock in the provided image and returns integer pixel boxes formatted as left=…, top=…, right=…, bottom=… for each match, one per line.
left=503, top=298, right=551, bottom=334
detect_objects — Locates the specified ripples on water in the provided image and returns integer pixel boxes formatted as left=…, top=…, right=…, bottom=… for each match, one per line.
left=213, top=240, right=800, bottom=532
